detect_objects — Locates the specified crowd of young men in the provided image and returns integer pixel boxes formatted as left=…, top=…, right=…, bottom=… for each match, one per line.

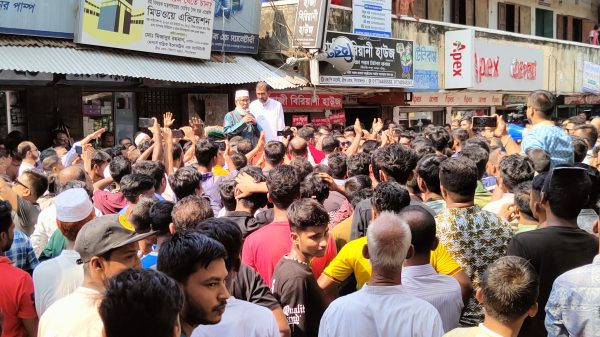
left=1, top=85, right=599, bottom=337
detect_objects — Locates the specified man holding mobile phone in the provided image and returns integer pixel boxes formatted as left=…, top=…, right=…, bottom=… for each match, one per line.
left=249, top=81, right=285, bottom=142
left=224, top=90, right=262, bottom=147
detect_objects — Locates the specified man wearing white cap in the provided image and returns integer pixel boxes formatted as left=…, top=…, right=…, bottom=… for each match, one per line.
left=32, top=188, right=95, bottom=317
left=224, top=89, right=262, bottom=146
left=250, top=81, right=285, bottom=142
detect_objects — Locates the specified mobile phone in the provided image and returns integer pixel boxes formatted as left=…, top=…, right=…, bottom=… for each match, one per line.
left=216, top=141, right=226, bottom=151
left=172, top=129, right=184, bottom=138
left=75, top=145, right=82, bottom=154
left=138, top=117, right=154, bottom=128
left=277, top=130, right=292, bottom=138
left=472, top=116, right=497, bottom=128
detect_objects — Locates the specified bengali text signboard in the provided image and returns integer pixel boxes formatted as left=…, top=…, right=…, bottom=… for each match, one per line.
left=582, top=61, right=600, bottom=94
left=271, top=92, right=343, bottom=109
left=0, top=0, right=77, bottom=38
left=311, top=116, right=329, bottom=126
left=352, top=0, right=391, bottom=37
left=318, top=31, right=414, bottom=87
left=292, top=115, right=309, bottom=126
left=413, top=44, right=439, bottom=90
left=292, top=0, right=328, bottom=48
left=211, top=0, right=260, bottom=54
left=75, top=0, right=215, bottom=59
left=409, top=92, right=503, bottom=106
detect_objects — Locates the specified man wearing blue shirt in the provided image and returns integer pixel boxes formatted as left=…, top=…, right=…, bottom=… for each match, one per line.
left=224, top=90, right=262, bottom=147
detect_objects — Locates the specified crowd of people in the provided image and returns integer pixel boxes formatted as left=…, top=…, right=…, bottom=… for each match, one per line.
left=0, top=83, right=599, bottom=337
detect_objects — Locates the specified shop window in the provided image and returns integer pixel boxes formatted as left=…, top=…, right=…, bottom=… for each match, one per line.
left=498, top=3, right=531, bottom=34
left=557, top=15, right=568, bottom=40
left=572, top=18, right=583, bottom=42
left=82, top=92, right=114, bottom=138
left=142, top=90, right=179, bottom=121
left=0, top=91, right=27, bottom=138
left=450, top=0, right=466, bottom=25
left=536, top=9, right=554, bottom=38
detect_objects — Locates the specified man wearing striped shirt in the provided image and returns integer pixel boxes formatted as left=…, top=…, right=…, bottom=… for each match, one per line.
left=400, top=205, right=464, bottom=332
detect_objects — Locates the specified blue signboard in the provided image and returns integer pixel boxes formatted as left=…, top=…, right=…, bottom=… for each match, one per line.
left=0, top=0, right=77, bottom=38
left=413, top=45, right=439, bottom=90
left=211, top=0, right=261, bottom=54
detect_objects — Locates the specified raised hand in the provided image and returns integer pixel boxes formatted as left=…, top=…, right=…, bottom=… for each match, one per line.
left=163, top=111, right=175, bottom=128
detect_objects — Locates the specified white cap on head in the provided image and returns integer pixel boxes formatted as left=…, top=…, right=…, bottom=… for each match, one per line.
left=134, top=133, right=150, bottom=147
left=55, top=188, right=94, bottom=223
left=235, top=90, right=249, bottom=100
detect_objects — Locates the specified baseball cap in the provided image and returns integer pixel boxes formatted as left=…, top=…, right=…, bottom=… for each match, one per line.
left=55, top=188, right=94, bottom=223
left=75, top=214, right=158, bottom=264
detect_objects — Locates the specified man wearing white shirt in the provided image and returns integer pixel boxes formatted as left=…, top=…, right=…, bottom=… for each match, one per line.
left=249, top=81, right=285, bottom=142
left=399, top=205, right=464, bottom=332
left=16, top=141, right=39, bottom=178
left=319, top=212, right=444, bottom=337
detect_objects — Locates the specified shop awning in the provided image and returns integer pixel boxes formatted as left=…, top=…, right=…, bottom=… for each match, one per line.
left=0, top=36, right=303, bottom=89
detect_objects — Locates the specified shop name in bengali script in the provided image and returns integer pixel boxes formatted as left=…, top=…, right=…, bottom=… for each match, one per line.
left=0, top=1, right=35, bottom=13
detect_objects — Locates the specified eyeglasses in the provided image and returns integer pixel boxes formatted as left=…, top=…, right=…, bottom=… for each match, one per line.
left=14, top=179, right=31, bottom=190
left=340, top=141, right=351, bottom=146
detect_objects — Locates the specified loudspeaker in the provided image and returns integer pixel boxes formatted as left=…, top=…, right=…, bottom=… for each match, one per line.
left=286, top=36, right=356, bottom=75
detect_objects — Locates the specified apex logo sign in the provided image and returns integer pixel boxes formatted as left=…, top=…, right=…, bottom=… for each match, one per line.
left=474, top=52, right=500, bottom=83
left=450, top=41, right=466, bottom=77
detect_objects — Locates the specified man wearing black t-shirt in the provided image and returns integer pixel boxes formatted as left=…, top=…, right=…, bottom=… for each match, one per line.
left=272, top=199, right=329, bottom=337
left=507, top=166, right=598, bottom=337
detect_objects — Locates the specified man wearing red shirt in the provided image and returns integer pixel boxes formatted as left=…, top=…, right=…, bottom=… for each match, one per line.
left=0, top=200, right=37, bottom=337
left=242, top=165, right=336, bottom=286
left=297, top=127, right=326, bottom=165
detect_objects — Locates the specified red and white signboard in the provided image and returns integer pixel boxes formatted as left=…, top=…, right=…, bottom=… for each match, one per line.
left=328, top=111, right=346, bottom=124
left=271, top=92, right=343, bottom=109
left=564, top=94, right=600, bottom=105
left=311, top=117, right=329, bottom=126
left=409, top=92, right=503, bottom=106
left=444, top=29, right=475, bottom=89
left=292, top=115, right=309, bottom=126
left=444, top=30, right=544, bottom=91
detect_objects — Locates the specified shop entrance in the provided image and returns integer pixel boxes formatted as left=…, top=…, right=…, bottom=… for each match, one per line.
left=344, top=106, right=381, bottom=129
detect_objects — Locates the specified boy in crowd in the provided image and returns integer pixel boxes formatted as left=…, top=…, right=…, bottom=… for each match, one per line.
left=271, top=199, right=329, bottom=337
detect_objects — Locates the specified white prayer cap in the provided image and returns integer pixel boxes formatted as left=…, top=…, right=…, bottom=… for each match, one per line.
left=134, top=132, right=150, bottom=147
left=235, top=90, right=249, bottom=100
left=55, top=188, right=94, bottom=222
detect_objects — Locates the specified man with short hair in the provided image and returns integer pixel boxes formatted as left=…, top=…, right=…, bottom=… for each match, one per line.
left=170, top=195, right=214, bottom=233
left=288, top=137, right=309, bottom=161
left=507, top=166, right=598, bottom=337
left=460, top=144, right=494, bottom=208
left=297, top=127, right=326, bottom=164
left=263, top=141, right=286, bottom=174
left=93, top=155, right=131, bottom=215
left=445, top=256, right=539, bottom=337
left=89, top=150, right=111, bottom=183
left=399, top=206, right=463, bottom=332
left=168, top=166, right=203, bottom=200
left=193, top=218, right=282, bottom=337
left=195, top=139, right=224, bottom=214
left=0, top=200, right=38, bottom=337
left=451, top=128, right=469, bottom=156
left=16, top=141, right=40, bottom=178
left=132, top=160, right=167, bottom=199
left=0, top=170, right=48, bottom=236
left=319, top=212, right=444, bottom=337
left=416, top=154, right=447, bottom=214
left=572, top=124, right=598, bottom=165
left=483, top=154, right=534, bottom=216
left=250, top=82, right=284, bottom=142
left=157, top=231, right=229, bottom=337
left=224, top=90, right=262, bottom=146
left=33, top=188, right=95, bottom=316
left=51, top=130, right=70, bottom=149
left=39, top=214, right=155, bottom=337
left=223, top=167, right=268, bottom=238
left=100, top=268, right=183, bottom=337
left=118, top=173, right=155, bottom=217
left=436, top=156, right=513, bottom=326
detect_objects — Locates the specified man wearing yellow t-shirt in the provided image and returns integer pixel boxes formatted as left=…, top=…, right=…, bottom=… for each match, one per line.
left=318, top=182, right=472, bottom=305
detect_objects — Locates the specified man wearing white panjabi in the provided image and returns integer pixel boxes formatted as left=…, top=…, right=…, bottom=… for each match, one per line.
left=249, top=81, right=285, bottom=142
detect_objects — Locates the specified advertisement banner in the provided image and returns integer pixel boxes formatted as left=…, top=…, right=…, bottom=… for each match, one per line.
left=352, top=0, right=391, bottom=38
left=0, top=0, right=77, bottom=38
left=75, top=0, right=215, bottom=60
left=318, top=31, right=414, bottom=88
left=473, top=41, right=543, bottom=91
left=211, top=0, right=260, bottom=54
left=582, top=61, right=600, bottom=94
left=292, top=0, right=328, bottom=48
left=444, top=29, right=474, bottom=89
left=292, top=115, right=309, bottom=126
left=409, top=92, right=503, bottom=106
left=311, top=116, right=329, bottom=126
left=413, top=44, right=439, bottom=90
left=328, top=111, right=346, bottom=124
left=270, top=92, right=343, bottom=109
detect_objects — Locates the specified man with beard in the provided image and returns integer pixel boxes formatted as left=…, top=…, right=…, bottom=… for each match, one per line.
left=224, top=90, right=262, bottom=147
left=158, top=230, right=230, bottom=337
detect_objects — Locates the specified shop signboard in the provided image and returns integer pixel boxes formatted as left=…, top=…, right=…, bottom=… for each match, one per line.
left=270, top=92, right=343, bottom=109
left=352, top=0, right=392, bottom=38
left=292, top=0, right=328, bottom=48
left=564, top=94, right=600, bottom=105
left=409, top=92, right=503, bottom=106
left=292, top=115, right=309, bottom=126
left=473, top=41, right=543, bottom=91
left=0, top=70, right=53, bottom=83
left=328, top=111, right=346, bottom=124
left=318, top=31, right=414, bottom=88
left=0, top=0, right=77, bottom=38
left=413, top=44, right=439, bottom=90
left=311, top=116, right=329, bottom=126
left=444, top=29, right=475, bottom=89
left=582, top=61, right=600, bottom=94
left=75, top=0, right=215, bottom=60
left=211, top=0, right=260, bottom=54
